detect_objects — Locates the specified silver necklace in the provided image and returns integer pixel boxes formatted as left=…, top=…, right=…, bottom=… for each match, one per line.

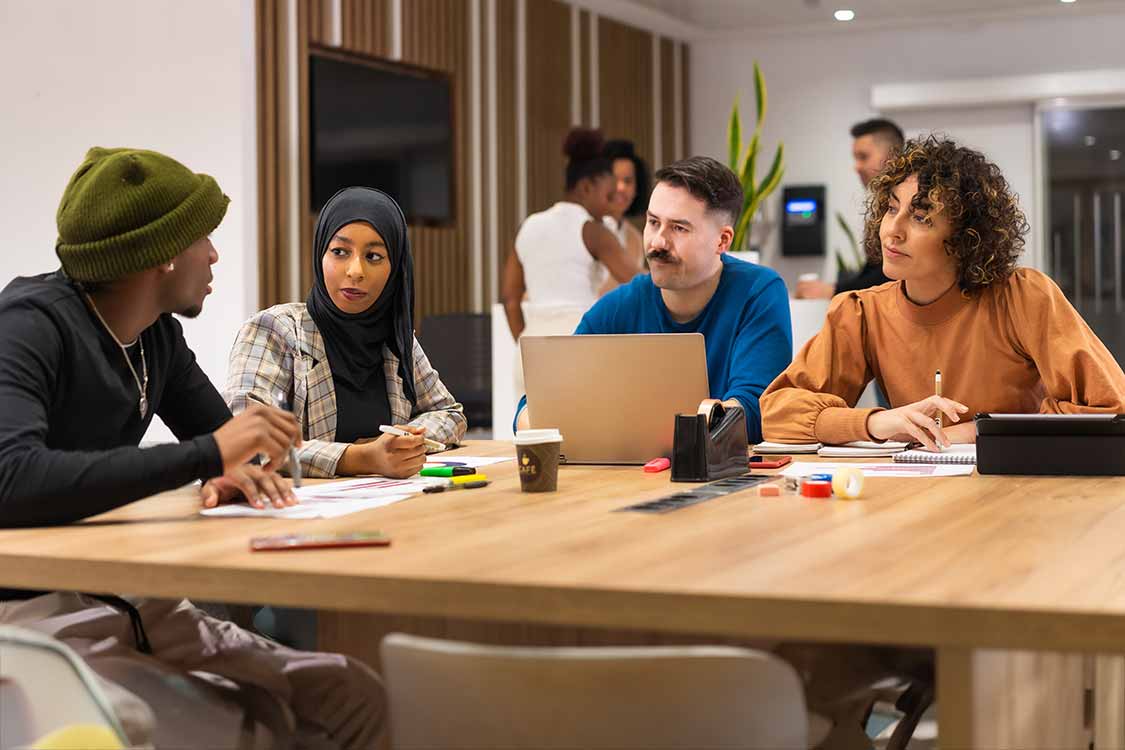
left=86, top=294, right=149, bottom=418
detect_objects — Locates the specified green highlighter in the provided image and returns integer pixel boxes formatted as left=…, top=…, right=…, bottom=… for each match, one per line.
left=420, top=466, right=477, bottom=477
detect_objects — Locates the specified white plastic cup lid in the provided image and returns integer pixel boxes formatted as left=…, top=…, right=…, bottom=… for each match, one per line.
left=514, top=428, right=563, bottom=446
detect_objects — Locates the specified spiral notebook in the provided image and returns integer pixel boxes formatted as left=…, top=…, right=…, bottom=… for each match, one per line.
left=893, top=444, right=977, bottom=464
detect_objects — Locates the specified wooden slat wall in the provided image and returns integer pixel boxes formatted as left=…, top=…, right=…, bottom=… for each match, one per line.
left=660, top=37, right=676, bottom=169
left=339, top=0, right=389, bottom=56
left=256, top=0, right=294, bottom=308
left=597, top=17, right=654, bottom=179
left=401, top=0, right=470, bottom=322
left=257, top=0, right=691, bottom=313
left=496, top=0, right=518, bottom=293
left=525, top=0, right=572, bottom=217
left=681, top=44, right=690, bottom=158
left=578, top=9, right=591, bottom=125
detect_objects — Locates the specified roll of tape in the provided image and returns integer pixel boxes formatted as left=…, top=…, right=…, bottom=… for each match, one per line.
left=800, top=480, right=833, bottom=499
left=832, top=467, right=865, bottom=499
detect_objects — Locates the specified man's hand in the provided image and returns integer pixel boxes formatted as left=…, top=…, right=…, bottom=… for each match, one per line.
left=866, top=395, right=970, bottom=452
left=338, top=425, right=427, bottom=478
left=212, top=403, right=301, bottom=472
left=201, top=464, right=297, bottom=509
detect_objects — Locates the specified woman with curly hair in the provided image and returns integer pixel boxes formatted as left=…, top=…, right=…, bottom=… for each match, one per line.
left=597, top=139, right=649, bottom=294
left=761, top=135, right=1125, bottom=449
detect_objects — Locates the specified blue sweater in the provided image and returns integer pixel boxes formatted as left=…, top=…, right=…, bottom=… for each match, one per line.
left=517, top=254, right=793, bottom=444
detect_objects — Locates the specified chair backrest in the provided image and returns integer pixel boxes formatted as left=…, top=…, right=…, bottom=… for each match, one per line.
left=419, top=314, right=491, bottom=429
left=380, top=633, right=809, bottom=749
left=0, top=626, right=127, bottom=749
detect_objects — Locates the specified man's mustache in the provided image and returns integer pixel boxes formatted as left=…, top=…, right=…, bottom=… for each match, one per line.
left=646, top=249, right=676, bottom=263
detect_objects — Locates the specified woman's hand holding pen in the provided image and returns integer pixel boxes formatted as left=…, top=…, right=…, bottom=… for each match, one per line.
left=213, top=403, right=302, bottom=472
left=866, top=395, right=969, bottom=452
left=338, top=425, right=427, bottom=478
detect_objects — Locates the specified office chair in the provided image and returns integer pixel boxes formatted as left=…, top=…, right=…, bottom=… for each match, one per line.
left=419, top=313, right=492, bottom=430
left=0, top=625, right=129, bottom=749
left=380, top=632, right=831, bottom=749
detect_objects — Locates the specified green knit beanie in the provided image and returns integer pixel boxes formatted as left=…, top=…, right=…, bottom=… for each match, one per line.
left=55, top=147, right=230, bottom=282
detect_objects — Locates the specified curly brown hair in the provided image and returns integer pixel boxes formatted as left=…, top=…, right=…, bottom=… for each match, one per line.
left=863, top=135, right=1029, bottom=293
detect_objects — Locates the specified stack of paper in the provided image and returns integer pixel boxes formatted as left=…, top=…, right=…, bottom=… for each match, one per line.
left=781, top=461, right=975, bottom=478
left=201, top=476, right=436, bottom=519
left=753, top=441, right=821, bottom=454
left=893, top=444, right=977, bottom=464
left=817, top=441, right=910, bottom=458
left=200, top=455, right=513, bottom=520
left=753, top=441, right=909, bottom=457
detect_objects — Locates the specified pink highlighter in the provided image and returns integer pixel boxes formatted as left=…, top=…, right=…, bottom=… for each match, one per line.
left=643, top=457, right=671, bottom=473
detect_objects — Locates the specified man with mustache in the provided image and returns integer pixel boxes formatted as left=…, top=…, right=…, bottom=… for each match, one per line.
left=526, top=156, right=793, bottom=443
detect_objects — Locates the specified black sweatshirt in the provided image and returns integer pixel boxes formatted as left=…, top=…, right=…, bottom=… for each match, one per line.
left=834, top=260, right=891, bottom=294
left=0, top=273, right=228, bottom=537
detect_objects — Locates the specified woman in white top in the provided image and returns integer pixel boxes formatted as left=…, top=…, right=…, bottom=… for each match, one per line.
left=501, top=128, right=641, bottom=342
left=598, top=139, right=649, bottom=295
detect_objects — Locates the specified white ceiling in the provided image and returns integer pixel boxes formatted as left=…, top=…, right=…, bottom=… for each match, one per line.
left=626, top=0, right=1125, bottom=36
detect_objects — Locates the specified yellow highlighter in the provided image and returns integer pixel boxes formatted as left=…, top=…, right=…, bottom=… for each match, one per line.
left=451, top=473, right=487, bottom=485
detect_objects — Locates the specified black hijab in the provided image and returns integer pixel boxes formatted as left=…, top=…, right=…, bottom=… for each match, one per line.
left=307, top=186, right=416, bottom=405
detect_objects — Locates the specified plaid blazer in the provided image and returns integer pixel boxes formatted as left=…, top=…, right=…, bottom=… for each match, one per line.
left=225, top=303, right=467, bottom=478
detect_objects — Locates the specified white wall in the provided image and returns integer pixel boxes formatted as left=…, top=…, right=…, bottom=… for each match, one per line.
left=0, top=0, right=258, bottom=440
left=689, top=9, right=1125, bottom=288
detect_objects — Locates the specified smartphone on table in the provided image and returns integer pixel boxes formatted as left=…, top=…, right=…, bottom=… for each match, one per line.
left=748, top=455, right=792, bottom=469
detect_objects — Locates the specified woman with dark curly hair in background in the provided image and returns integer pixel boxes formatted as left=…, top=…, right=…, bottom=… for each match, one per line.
left=761, top=135, right=1125, bottom=449
left=597, top=139, right=649, bottom=294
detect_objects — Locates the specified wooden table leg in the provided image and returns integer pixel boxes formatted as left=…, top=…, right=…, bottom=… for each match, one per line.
left=1096, top=654, right=1125, bottom=749
left=938, top=647, right=1088, bottom=749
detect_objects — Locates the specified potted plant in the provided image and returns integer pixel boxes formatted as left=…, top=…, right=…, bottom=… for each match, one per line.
left=726, top=62, right=785, bottom=254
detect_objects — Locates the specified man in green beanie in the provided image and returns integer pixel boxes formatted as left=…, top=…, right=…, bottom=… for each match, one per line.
left=0, top=147, right=385, bottom=748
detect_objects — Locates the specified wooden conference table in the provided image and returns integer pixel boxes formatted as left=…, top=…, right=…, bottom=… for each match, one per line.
left=3, top=440, right=1125, bottom=748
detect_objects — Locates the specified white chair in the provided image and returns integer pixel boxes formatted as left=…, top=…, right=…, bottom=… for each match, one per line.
left=0, top=625, right=128, bottom=749
left=380, top=632, right=830, bottom=749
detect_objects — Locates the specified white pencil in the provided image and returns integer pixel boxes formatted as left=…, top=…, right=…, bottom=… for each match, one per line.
left=379, top=424, right=446, bottom=452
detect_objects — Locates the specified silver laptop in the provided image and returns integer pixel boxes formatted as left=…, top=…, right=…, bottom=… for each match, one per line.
left=521, top=334, right=710, bottom=464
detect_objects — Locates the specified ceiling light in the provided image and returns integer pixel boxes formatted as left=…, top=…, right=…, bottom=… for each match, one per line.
left=1059, top=0, right=1077, bottom=4
left=1111, top=150, right=1122, bottom=161
left=834, top=9, right=856, bottom=21
left=1085, top=136, right=1097, bottom=146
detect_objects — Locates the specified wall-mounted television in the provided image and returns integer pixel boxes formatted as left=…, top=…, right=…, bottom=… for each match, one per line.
left=309, top=51, right=454, bottom=224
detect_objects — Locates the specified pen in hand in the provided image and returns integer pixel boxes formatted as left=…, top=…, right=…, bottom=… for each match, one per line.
left=934, top=370, right=943, bottom=430
left=274, top=390, right=303, bottom=488
left=379, top=424, right=446, bottom=452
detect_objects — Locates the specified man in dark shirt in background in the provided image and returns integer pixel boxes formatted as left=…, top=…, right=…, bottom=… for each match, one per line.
left=795, top=118, right=904, bottom=298
left=0, top=147, right=384, bottom=748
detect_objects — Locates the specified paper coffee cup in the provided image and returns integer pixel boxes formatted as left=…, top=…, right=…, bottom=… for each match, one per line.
left=514, top=429, right=563, bottom=492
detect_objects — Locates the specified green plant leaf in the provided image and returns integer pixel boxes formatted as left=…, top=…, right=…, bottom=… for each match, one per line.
left=732, top=209, right=752, bottom=254
left=756, top=142, right=785, bottom=201
left=740, top=132, right=760, bottom=200
left=835, top=211, right=864, bottom=269
left=727, top=100, right=741, bottom=171
left=753, top=62, right=767, bottom=131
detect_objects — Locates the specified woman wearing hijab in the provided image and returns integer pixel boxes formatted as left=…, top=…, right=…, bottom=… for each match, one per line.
left=225, top=187, right=466, bottom=479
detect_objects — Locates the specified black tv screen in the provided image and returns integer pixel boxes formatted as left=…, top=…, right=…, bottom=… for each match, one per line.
left=310, top=53, right=453, bottom=223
